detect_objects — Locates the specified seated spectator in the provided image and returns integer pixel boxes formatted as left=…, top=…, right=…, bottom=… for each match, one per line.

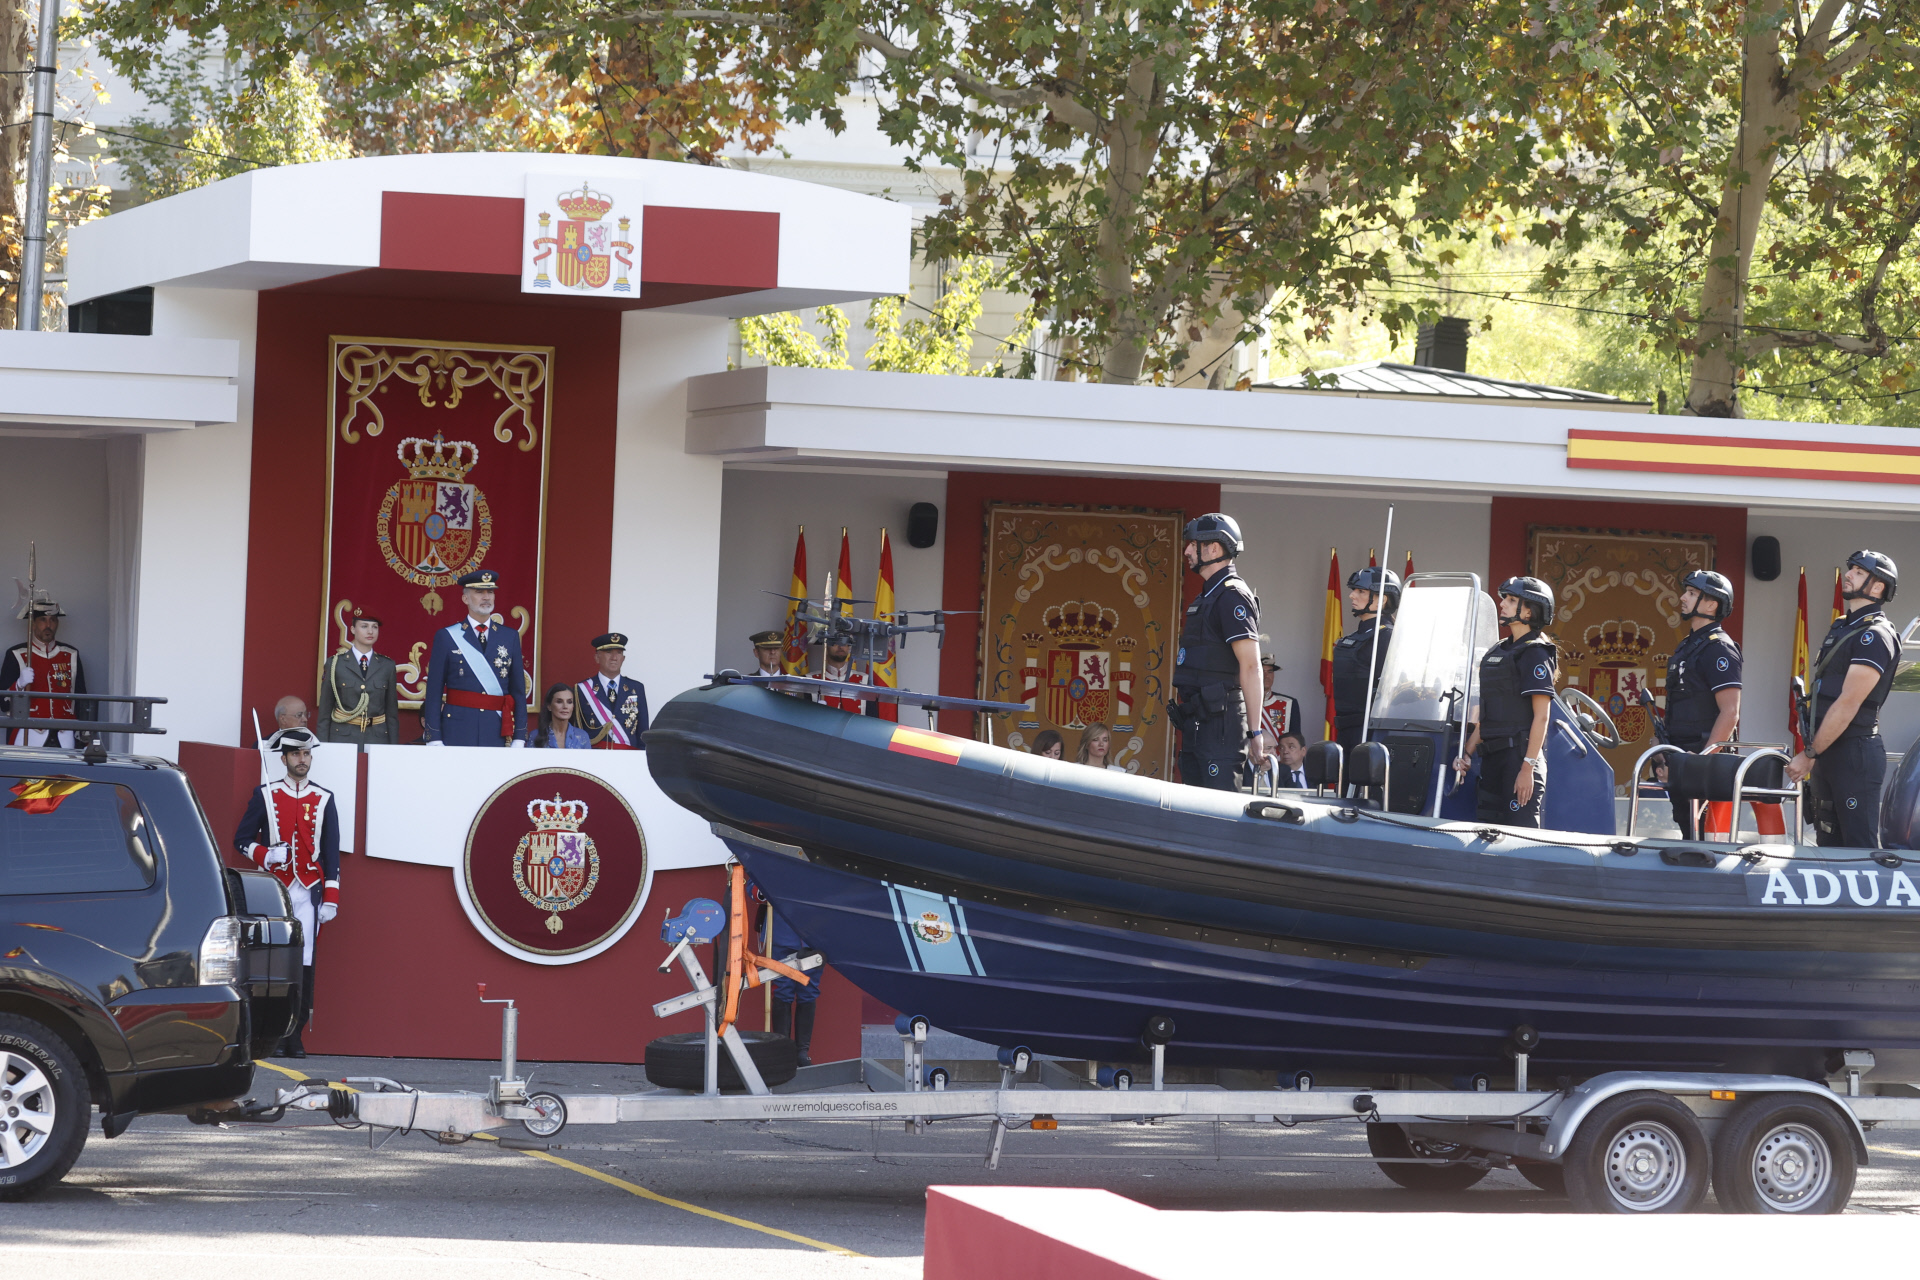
left=529, top=683, right=592, bottom=749
left=1076, top=722, right=1125, bottom=770
left=274, top=696, right=310, bottom=732
left=1032, top=729, right=1064, bottom=759
left=1272, top=730, right=1309, bottom=789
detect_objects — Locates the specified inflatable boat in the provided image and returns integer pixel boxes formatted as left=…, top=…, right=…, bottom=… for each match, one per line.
left=647, top=578, right=1920, bottom=1081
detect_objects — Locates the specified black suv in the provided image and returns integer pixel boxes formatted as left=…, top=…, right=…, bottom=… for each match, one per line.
left=0, top=745, right=302, bottom=1198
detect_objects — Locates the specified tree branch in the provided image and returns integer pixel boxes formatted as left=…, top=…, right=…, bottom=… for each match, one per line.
left=853, top=27, right=1099, bottom=134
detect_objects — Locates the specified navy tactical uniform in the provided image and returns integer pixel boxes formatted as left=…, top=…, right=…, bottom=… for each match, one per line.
left=1809, top=607, right=1899, bottom=847
left=1331, top=617, right=1393, bottom=753
left=1664, top=622, right=1742, bottom=838
left=421, top=570, right=527, bottom=745
left=1172, top=566, right=1260, bottom=790
left=1475, top=634, right=1558, bottom=826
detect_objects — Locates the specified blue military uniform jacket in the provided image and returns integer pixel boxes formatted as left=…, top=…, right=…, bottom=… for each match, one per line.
left=574, top=673, right=650, bottom=748
left=422, top=617, right=528, bottom=744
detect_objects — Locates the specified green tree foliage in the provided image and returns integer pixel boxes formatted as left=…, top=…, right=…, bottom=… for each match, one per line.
left=1500, top=0, right=1920, bottom=417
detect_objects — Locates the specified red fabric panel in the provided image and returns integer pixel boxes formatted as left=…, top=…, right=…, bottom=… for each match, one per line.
left=1488, top=497, right=1748, bottom=642
left=308, top=859, right=860, bottom=1063
left=380, top=192, right=522, bottom=274
left=642, top=207, right=779, bottom=288
left=176, top=741, right=260, bottom=866
left=923, top=1187, right=1161, bottom=1280
left=937, top=472, right=1222, bottom=736
left=242, top=291, right=620, bottom=745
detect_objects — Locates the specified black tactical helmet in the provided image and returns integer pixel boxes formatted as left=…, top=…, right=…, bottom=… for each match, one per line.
left=1497, top=575, right=1556, bottom=627
left=1346, top=566, right=1402, bottom=609
left=1681, top=569, right=1734, bottom=620
left=1847, top=549, right=1899, bottom=603
left=1183, top=513, right=1245, bottom=558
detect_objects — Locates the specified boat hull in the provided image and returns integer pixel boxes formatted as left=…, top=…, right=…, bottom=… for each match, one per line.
left=649, top=685, right=1920, bottom=1079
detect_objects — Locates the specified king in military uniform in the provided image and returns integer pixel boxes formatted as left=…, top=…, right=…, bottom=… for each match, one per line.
left=576, top=632, right=650, bottom=749
left=422, top=569, right=528, bottom=746
left=3, top=581, right=91, bottom=748
left=316, top=608, right=400, bottom=746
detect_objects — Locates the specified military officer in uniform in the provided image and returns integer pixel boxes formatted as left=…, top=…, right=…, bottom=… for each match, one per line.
left=233, top=726, right=340, bottom=1057
left=576, top=632, right=650, bottom=749
left=1454, top=577, right=1558, bottom=827
left=819, top=634, right=870, bottom=714
left=1331, top=567, right=1399, bottom=754
left=1662, top=570, right=1743, bottom=838
left=3, top=585, right=91, bottom=748
left=316, top=608, right=400, bottom=746
left=1170, top=513, right=1268, bottom=790
left=1787, top=550, right=1901, bottom=847
left=422, top=569, right=527, bottom=746
left=751, top=630, right=786, bottom=677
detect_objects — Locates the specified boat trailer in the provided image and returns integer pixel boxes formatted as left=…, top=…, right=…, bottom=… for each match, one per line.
left=215, top=884, right=1920, bottom=1215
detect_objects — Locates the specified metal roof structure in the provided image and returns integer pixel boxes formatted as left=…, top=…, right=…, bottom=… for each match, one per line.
left=1254, top=361, right=1649, bottom=413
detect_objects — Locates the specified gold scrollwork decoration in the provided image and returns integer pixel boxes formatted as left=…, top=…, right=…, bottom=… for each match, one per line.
left=332, top=599, right=356, bottom=653
left=397, top=640, right=429, bottom=710
left=335, top=342, right=550, bottom=452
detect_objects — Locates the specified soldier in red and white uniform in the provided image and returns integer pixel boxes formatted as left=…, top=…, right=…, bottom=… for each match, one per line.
left=1258, top=654, right=1302, bottom=746
left=2, top=588, right=90, bottom=748
left=233, top=727, right=341, bottom=1058
left=819, top=636, right=869, bottom=714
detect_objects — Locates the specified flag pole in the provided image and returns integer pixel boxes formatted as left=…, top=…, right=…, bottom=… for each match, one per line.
left=1359, top=507, right=1394, bottom=745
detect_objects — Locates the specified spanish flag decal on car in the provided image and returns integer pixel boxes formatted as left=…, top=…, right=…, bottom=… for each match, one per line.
left=887, top=725, right=964, bottom=764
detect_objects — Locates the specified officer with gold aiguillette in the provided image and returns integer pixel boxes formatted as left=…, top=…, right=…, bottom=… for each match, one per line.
left=422, top=569, right=527, bottom=746
left=317, top=607, right=400, bottom=746
left=575, top=632, right=649, bottom=749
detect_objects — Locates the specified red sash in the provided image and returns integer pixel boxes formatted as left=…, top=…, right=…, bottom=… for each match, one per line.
left=444, top=688, right=516, bottom=739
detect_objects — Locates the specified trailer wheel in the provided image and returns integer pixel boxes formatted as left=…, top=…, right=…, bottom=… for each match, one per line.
left=1563, top=1091, right=1709, bottom=1213
left=0, top=1014, right=90, bottom=1202
left=1711, top=1095, right=1856, bottom=1214
left=1516, top=1161, right=1566, bottom=1195
left=1366, top=1123, right=1489, bottom=1192
left=643, top=1031, right=799, bottom=1091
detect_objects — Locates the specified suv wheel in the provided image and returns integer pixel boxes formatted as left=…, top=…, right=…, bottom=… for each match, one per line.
left=0, top=1014, right=90, bottom=1200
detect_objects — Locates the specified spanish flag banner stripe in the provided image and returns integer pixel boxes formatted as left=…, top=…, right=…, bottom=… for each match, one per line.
left=1831, top=566, right=1844, bottom=624
left=1320, top=549, right=1341, bottom=740
left=1789, top=566, right=1810, bottom=755
left=888, top=725, right=964, bottom=764
left=873, top=528, right=899, bottom=723
left=782, top=526, right=808, bottom=675
left=7, top=777, right=89, bottom=814
left=836, top=528, right=855, bottom=619
left=1568, top=428, right=1920, bottom=483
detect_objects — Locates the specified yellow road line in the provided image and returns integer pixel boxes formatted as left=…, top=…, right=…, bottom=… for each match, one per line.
left=470, top=1132, right=862, bottom=1256
left=256, top=1059, right=356, bottom=1091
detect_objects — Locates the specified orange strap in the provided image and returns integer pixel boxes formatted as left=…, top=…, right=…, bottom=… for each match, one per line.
left=716, top=865, right=811, bottom=1039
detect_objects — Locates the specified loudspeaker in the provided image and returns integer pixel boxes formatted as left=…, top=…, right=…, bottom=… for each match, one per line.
left=906, top=502, right=939, bottom=549
left=1752, top=535, right=1781, bottom=582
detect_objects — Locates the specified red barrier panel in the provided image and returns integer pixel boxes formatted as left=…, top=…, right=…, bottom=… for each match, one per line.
left=924, top=1187, right=1162, bottom=1280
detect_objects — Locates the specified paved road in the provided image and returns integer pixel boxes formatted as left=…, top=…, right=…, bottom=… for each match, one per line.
left=13, top=1055, right=1920, bottom=1278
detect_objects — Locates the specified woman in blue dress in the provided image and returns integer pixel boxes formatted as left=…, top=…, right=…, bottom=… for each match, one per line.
left=530, top=682, right=592, bottom=749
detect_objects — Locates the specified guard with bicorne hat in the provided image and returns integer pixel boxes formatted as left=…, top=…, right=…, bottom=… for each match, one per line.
left=422, top=569, right=527, bottom=746
left=576, top=632, right=650, bottom=749
left=233, top=726, right=340, bottom=1057
left=4, top=580, right=92, bottom=748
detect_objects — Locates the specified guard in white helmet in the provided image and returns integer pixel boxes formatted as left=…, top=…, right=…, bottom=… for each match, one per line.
left=1454, top=577, right=1558, bottom=827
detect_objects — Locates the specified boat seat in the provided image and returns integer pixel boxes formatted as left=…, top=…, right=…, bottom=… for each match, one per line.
left=1347, top=742, right=1391, bottom=811
left=1664, top=752, right=1785, bottom=802
left=1303, top=741, right=1343, bottom=793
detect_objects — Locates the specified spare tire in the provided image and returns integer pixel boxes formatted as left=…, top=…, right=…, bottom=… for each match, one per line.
left=644, top=1031, right=799, bottom=1091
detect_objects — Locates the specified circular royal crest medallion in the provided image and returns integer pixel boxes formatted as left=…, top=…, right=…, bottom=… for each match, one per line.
left=376, top=432, right=495, bottom=589
left=462, top=768, right=649, bottom=961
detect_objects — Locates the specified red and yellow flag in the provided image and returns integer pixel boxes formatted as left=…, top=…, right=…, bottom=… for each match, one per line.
left=7, top=777, right=89, bottom=815
left=1404, top=550, right=1414, bottom=583
left=835, top=527, right=855, bottom=619
left=1790, top=566, right=1810, bottom=755
left=872, top=528, right=899, bottom=722
left=782, top=526, right=808, bottom=675
left=1831, top=566, right=1844, bottom=623
left=1320, top=548, right=1342, bottom=739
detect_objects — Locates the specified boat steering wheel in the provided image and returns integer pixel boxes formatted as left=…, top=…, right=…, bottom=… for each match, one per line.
left=1558, top=688, right=1623, bottom=750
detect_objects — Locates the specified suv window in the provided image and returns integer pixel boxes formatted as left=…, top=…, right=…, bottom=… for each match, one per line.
left=0, top=776, right=157, bottom=894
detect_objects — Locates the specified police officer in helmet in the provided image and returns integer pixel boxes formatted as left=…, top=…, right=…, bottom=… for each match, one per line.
left=1171, top=514, right=1268, bottom=789
left=1332, top=566, right=1400, bottom=754
left=1663, top=570, right=1743, bottom=838
left=1786, top=550, right=1901, bottom=847
left=1453, top=577, right=1558, bottom=826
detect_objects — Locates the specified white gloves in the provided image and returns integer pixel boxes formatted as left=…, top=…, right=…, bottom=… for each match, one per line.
left=427, top=739, right=446, bottom=747
left=509, top=738, right=525, bottom=749
left=262, top=843, right=291, bottom=870
left=318, top=902, right=338, bottom=926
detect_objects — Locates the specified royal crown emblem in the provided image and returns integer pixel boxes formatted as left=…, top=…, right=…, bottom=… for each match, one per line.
left=1043, top=600, right=1120, bottom=649
left=1577, top=618, right=1655, bottom=746
left=375, top=432, right=493, bottom=613
left=912, top=910, right=954, bottom=945
left=512, top=794, right=600, bottom=934
left=529, top=182, right=635, bottom=294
